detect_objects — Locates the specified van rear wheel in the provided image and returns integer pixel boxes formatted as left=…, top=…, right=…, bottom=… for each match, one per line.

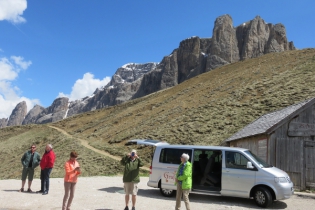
left=254, top=186, right=272, bottom=208
left=160, top=188, right=175, bottom=197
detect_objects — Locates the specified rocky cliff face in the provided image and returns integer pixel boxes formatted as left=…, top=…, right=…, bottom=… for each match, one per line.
left=66, top=63, right=158, bottom=117
left=210, top=15, right=240, bottom=64
left=22, top=105, right=46, bottom=125
left=1, top=98, right=69, bottom=128
left=1, top=15, right=296, bottom=128
left=237, top=16, right=295, bottom=60
left=7, top=101, right=27, bottom=126
left=36, top=97, right=69, bottom=124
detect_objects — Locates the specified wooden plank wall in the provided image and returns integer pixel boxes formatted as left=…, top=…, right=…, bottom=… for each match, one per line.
left=268, top=133, right=277, bottom=166
left=275, top=137, right=303, bottom=189
left=229, top=134, right=269, bottom=164
left=305, top=141, right=315, bottom=188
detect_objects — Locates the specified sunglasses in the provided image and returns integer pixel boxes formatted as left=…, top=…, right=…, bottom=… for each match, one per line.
left=31, top=147, right=36, bottom=149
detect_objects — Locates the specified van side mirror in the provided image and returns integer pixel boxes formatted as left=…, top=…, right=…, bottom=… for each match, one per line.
left=247, top=161, right=254, bottom=169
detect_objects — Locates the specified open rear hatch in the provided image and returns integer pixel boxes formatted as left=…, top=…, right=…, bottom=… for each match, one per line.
left=125, top=139, right=169, bottom=146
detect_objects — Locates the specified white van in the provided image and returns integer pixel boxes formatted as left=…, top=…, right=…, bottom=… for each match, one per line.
left=144, top=144, right=293, bottom=208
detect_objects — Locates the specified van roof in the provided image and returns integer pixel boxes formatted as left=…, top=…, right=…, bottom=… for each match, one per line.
left=155, top=144, right=248, bottom=151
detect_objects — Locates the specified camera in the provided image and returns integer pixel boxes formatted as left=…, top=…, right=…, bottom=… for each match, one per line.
left=131, top=152, right=135, bottom=156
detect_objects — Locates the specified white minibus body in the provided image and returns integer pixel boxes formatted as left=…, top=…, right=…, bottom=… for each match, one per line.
left=146, top=144, right=293, bottom=208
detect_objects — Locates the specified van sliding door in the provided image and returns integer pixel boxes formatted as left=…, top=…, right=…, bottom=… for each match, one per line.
left=160, top=148, right=192, bottom=190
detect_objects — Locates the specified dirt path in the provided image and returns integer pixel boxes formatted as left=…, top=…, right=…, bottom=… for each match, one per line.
left=48, top=125, right=150, bottom=171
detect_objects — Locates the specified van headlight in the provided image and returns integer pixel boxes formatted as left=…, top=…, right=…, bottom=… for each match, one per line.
left=275, top=177, right=291, bottom=183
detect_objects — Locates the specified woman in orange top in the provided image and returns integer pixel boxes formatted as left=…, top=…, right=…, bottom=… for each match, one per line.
left=62, top=151, right=81, bottom=210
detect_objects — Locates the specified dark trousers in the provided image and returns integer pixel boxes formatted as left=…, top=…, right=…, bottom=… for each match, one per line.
left=40, top=168, right=52, bottom=192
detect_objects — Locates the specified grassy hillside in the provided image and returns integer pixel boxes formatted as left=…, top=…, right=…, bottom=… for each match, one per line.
left=1, top=48, right=315, bottom=179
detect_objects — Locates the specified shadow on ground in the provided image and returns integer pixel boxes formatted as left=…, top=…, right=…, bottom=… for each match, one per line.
left=2, top=190, right=19, bottom=192
left=98, top=187, right=287, bottom=209
left=189, top=193, right=288, bottom=209
left=95, top=209, right=114, bottom=210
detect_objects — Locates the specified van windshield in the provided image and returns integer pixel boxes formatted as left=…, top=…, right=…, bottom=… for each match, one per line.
left=244, top=150, right=272, bottom=168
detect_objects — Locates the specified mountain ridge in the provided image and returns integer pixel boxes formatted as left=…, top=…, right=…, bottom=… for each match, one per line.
left=0, top=14, right=296, bottom=128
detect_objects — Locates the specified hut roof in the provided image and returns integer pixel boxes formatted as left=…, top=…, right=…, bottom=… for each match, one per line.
left=225, top=97, right=315, bottom=142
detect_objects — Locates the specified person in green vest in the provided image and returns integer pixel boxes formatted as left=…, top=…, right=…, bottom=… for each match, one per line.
left=19, top=144, right=41, bottom=192
left=175, top=153, right=192, bottom=210
left=120, top=149, right=143, bottom=210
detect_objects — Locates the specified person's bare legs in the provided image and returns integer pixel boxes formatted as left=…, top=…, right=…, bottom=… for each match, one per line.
left=125, top=194, right=130, bottom=207
left=132, top=195, right=136, bottom=207
left=28, top=181, right=32, bottom=189
left=21, top=180, right=26, bottom=189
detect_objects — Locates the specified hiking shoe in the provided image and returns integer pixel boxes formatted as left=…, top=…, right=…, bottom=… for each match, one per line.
left=27, top=188, right=33, bottom=193
left=36, top=190, right=43, bottom=193
left=18, top=188, right=24, bottom=192
left=124, top=206, right=129, bottom=210
left=132, top=207, right=135, bottom=210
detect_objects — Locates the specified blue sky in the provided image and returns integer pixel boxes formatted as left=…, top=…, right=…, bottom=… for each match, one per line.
left=0, top=0, right=314, bottom=118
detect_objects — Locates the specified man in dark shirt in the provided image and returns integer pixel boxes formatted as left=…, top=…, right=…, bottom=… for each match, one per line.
left=19, top=144, right=41, bottom=192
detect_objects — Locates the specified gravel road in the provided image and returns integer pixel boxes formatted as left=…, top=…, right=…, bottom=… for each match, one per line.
left=0, top=176, right=314, bottom=210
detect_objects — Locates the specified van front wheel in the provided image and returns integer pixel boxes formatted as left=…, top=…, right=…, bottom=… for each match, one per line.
left=160, top=188, right=175, bottom=197
left=254, top=187, right=272, bottom=208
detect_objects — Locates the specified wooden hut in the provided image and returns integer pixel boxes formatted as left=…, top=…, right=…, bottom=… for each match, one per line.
left=225, top=97, right=315, bottom=190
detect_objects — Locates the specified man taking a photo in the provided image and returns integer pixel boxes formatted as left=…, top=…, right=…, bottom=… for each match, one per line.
left=120, top=149, right=143, bottom=210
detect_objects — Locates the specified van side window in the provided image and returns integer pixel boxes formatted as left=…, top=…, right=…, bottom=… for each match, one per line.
left=159, top=149, right=192, bottom=165
left=225, top=151, right=250, bottom=169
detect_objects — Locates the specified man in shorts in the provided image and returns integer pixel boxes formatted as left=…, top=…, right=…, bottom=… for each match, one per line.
left=19, top=144, right=41, bottom=192
left=120, top=149, right=143, bottom=210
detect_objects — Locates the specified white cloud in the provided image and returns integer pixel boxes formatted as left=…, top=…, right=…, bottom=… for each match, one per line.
left=0, top=55, right=39, bottom=119
left=11, top=55, right=32, bottom=70
left=0, top=0, right=27, bottom=23
left=0, top=57, right=18, bottom=80
left=58, top=72, right=111, bottom=101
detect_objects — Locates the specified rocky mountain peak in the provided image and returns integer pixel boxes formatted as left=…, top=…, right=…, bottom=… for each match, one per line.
left=22, top=104, right=45, bottom=125
left=107, top=63, right=158, bottom=88
left=214, top=14, right=233, bottom=28
left=210, top=14, right=240, bottom=63
left=7, top=101, right=27, bottom=126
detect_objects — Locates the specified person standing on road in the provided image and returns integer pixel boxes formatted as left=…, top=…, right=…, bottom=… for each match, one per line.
left=19, top=144, right=41, bottom=192
left=120, top=149, right=144, bottom=210
left=37, top=144, right=56, bottom=195
left=62, top=151, right=81, bottom=210
left=175, top=153, right=192, bottom=210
